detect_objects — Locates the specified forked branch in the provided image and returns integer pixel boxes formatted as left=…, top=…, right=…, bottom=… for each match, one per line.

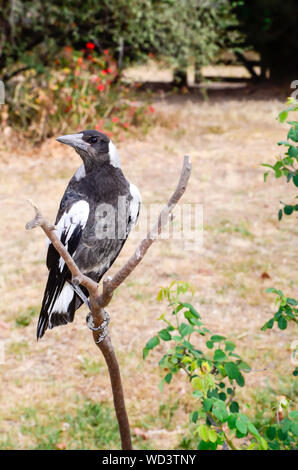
left=26, top=155, right=192, bottom=450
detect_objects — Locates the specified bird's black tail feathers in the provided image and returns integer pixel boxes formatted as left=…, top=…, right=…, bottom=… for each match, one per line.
left=37, top=284, right=86, bottom=339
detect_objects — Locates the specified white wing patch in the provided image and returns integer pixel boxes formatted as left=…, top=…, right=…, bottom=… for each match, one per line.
left=55, top=200, right=90, bottom=250
left=48, top=200, right=89, bottom=317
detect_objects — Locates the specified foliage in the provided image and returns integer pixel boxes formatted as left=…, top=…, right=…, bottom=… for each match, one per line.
left=0, top=0, right=236, bottom=79
left=262, top=288, right=298, bottom=333
left=262, top=98, right=298, bottom=219
left=261, top=100, right=298, bottom=380
left=2, top=44, right=152, bottom=142
left=143, top=281, right=297, bottom=450
left=233, top=0, right=298, bottom=79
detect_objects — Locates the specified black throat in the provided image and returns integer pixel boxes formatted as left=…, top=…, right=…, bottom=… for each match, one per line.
left=77, top=150, right=111, bottom=173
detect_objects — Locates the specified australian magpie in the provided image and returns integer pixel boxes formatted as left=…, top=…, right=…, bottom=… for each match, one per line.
left=37, top=130, right=141, bottom=339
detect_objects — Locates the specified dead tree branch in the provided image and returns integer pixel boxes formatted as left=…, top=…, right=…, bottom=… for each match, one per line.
left=25, top=155, right=192, bottom=450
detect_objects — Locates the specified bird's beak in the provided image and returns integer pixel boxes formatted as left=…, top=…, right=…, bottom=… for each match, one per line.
left=56, top=133, right=90, bottom=152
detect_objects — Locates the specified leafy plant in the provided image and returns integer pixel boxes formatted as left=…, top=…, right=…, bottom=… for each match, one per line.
left=262, top=288, right=298, bottom=332
left=143, top=281, right=270, bottom=450
left=3, top=44, right=152, bottom=142
left=262, top=100, right=298, bottom=378
left=262, top=97, right=298, bottom=219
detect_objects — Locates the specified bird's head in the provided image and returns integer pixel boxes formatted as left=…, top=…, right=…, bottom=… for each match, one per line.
left=56, top=130, right=120, bottom=169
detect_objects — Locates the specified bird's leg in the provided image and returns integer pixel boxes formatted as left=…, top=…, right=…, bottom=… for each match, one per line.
left=86, top=309, right=110, bottom=343
left=70, top=282, right=91, bottom=309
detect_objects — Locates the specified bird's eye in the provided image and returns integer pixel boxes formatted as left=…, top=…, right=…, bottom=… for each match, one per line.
left=91, top=136, right=98, bottom=143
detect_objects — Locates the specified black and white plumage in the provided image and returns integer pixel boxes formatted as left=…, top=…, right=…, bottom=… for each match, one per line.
left=37, top=130, right=141, bottom=339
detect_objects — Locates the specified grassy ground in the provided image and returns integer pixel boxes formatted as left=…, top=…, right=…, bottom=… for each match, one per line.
left=0, top=65, right=297, bottom=449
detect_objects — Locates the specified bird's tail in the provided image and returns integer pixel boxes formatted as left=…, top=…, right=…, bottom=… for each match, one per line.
left=37, top=282, right=83, bottom=339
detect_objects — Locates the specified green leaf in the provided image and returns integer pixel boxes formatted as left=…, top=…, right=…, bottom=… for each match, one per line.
left=224, top=362, right=241, bottom=380
left=225, top=341, right=236, bottom=352
left=293, top=173, right=298, bottom=187
left=278, top=111, right=288, bottom=123
left=288, top=125, right=298, bottom=142
left=278, top=209, right=283, bottom=221
left=261, top=317, right=274, bottom=331
left=236, top=416, right=247, bottom=435
left=284, top=205, right=294, bottom=216
left=181, top=303, right=200, bottom=318
left=288, top=146, right=298, bottom=158
left=213, top=349, right=227, bottom=362
left=179, top=323, right=194, bottom=337
left=278, top=316, right=287, bottom=330
left=198, top=424, right=209, bottom=442
left=212, top=400, right=229, bottom=422
left=164, top=373, right=172, bottom=384
left=230, top=401, right=239, bottom=413
left=145, top=336, right=160, bottom=350
left=247, top=422, right=260, bottom=438
left=203, top=398, right=213, bottom=412
left=158, top=329, right=172, bottom=341
left=206, top=340, right=214, bottom=349
left=191, top=410, right=198, bottom=423
left=210, top=335, right=226, bottom=342
left=266, top=426, right=276, bottom=440
left=227, top=414, right=237, bottom=430
left=238, top=361, right=251, bottom=372
left=208, top=428, right=218, bottom=443
left=143, top=348, right=149, bottom=360
left=235, top=373, right=245, bottom=387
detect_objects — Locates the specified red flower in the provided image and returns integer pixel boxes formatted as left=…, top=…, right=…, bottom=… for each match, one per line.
left=97, top=84, right=105, bottom=91
left=77, top=57, right=83, bottom=66
left=103, top=49, right=109, bottom=55
left=86, top=42, right=95, bottom=50
left=106, top=67, right=112, bottom=74
left=148, top=106, right=155, bottom=113
left=112, top=117, right=119, bottom=123
left=123, top=123, right=129, bottom=128
left=102, top=70, right=107, bottom=75
left=64, top=46, right=73, bottom=53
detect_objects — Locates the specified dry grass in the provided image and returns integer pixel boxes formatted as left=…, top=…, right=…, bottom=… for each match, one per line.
left=0, top=68, right=297, bottom=449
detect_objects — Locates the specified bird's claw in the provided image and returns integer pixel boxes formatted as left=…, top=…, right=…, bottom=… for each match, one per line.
left=86, top=310, right=110, bottom=343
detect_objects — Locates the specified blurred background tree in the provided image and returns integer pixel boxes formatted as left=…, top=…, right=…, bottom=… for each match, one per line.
left=1, top=0, right=297, bottom=83
left=233, top=0, right=298, bottom=81
left=0, top=0, right=236, bottom=82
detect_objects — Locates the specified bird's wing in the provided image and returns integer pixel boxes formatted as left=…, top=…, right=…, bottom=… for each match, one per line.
left=74, top=183, right=141, bottom=283
left=37, top=197, right=90, bottom=338
left=127, top=183, right=141, bottom=234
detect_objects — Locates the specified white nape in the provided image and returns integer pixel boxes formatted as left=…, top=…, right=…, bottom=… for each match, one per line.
left=109, top=140, right=121, bottom=168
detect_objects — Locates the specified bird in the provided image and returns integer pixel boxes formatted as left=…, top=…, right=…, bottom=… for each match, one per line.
left=37, top=130, right=141, bottom=339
